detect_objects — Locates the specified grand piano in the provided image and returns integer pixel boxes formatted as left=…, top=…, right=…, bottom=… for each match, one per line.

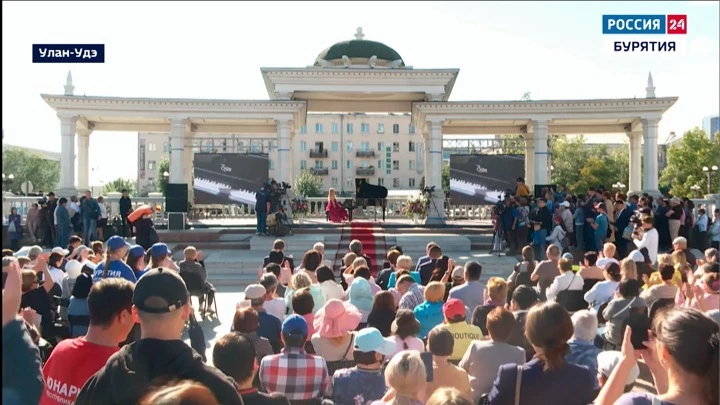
left=342, top=178, right=389, bottom=222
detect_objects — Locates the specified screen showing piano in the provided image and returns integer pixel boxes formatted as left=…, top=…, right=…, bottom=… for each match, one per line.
left=449, top=154, right=525, bottom=205
left=193, top=153, right=269, bottom=206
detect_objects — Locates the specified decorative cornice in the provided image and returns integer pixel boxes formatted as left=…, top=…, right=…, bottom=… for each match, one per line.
left=261, top=67, right=459, bottom=78
left=41, top=94, right=306, bottom=110
left=413, top=97, right=678, bottom=112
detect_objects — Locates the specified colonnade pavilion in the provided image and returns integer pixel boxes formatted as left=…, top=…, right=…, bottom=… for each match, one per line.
left=42, top=27, right=677, bottom=225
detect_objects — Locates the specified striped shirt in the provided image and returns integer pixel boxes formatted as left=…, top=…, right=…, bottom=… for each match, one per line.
left=399, top=283, right=425, bottom=311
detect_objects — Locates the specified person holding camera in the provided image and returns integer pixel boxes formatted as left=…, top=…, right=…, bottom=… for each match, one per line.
left=632, top=215, right=658, bottom=265
left=255, top=183, right=271, bottom=236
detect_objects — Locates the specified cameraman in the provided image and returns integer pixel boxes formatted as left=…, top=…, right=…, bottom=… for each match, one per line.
left=268, top=180, right=281, bottom=213
left=255, top=183, right=271, bottom=236
left=632, top=215, right=658, bottom=265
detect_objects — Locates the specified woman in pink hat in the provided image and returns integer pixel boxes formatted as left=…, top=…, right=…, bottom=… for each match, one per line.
left=311, top=299, right=363, bottom=361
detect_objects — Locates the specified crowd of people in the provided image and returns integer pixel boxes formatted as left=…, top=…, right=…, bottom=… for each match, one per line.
left=3, top=220, right=719, bottom=404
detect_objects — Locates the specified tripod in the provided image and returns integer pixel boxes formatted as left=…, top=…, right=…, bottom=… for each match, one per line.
left=424, top=191, right=442, bottom=221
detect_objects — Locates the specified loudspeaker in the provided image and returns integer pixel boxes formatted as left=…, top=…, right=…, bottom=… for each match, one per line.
left=168, top=213, right=186, bottom=230
left=165, top=183, right=188, bottom=213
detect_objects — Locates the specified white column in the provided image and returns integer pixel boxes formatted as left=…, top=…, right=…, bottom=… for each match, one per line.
left=276, top=120, right=292, bottom=184
left=169, top=118, right=186, bottom=184
left=641, top=118, right=660, bottom=194
left=627, top=131, right=642, bottom=195
left=76, top=130, right=91, bottom=193
left=425, top=120, right=445, bottom=225
left=58, top=115, right=78, bottom=198
left=533, top=120, right=550, bottom=186
left=524, top=135, right=535, bottom=190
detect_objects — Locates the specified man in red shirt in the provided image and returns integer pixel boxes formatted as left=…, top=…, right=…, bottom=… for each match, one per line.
left=40, top=278, right=135, bottom=405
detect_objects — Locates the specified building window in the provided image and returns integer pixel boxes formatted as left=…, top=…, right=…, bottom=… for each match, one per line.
left=346, top=123, right=353, bottom=134
left=148, top=143, right=157, bottom=152
left=393, top=178, right=400, bottom=188
left=409, top=142, right=416, bottom=152
left=331, top=123, right=339, bottom=134
left=378, top=178, right=384, bottom=186
left=360, top=142, right=370, bottom=151
left=314, top=160, right=323, bottom=169
left=332, top=160, right=338, bottom=170
left=331, top=141, right=339, bottom=152
left=314, top=142, right=324, bottom=151
left=148, top=160, right=156, bottom=170
left=346, top=141, right=353, bottom=152
left=299, top=141, right=307, bottom=151
left=163, top=142, right=169, bottom=153
left=393, top=124, right=400, bottom=134
left=409, top=160, right=415, bottom=170
left=300, top=160, right=307, bottom=170
left=377, top=123, right=385, bottom=134
left=392, top=160, right=400, bottom=170
left=346, top=178, right=354, bottom=188
left=361, top=123, right=370, bottom=133
left=408, top=178, right=416, bottom=188
left=269, top=160, right=275, bottom=170
left=393, top=142, right=400, bottom=152
left=377, top=142, right=384, bottom=151
left=300, top=125, right=307, bottom=134
left=346, top=160, right=353, bottom=169
left=409, top=124, right=415, bottom=134
left=378, top=160, right=383, bottom=169
left=332, top=177, right=338, bottom=187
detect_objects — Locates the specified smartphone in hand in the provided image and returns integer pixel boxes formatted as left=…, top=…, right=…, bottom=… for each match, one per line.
left=627, top=312, right=650, bottom=350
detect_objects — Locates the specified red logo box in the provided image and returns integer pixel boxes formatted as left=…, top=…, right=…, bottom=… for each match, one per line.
left=666, top=15, right=687, bottom=34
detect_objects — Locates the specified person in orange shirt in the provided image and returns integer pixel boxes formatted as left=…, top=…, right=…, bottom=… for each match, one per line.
left=515, top=177, right=531, bottom=198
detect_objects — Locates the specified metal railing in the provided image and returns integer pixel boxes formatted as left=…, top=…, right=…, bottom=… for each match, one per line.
left=356, top=150, right=376, bottom=158
left=309, top=150, right=328, bottom=158
left=310, top=168, right=329, bottom=176
left=3, top=193, right=494, bottom=223
left=356, top=167, right=375, bottom=176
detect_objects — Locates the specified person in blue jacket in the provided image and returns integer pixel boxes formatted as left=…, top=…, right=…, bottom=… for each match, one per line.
left=80, top=190, right=101, bottom=244
left=93, top=236, right=137, bottom=283
left=413, top=281, right=447, bottom=339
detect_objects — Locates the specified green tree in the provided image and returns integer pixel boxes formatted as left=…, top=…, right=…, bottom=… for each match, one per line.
left=157, top=157, right=170, bottom=195
left=660, top=127, right=720, bottom=197
left=550, top=135, right=629, bottom=195
left=294, top=170, right=324, bottom=197
left=103, top=178, right=137, bottom=195
left=442, top=162, right=450, bottom=194
left=1, top=149, right=60, bottom=194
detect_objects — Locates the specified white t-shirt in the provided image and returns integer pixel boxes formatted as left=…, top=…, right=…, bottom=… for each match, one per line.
left=48, top=267, right=67, bottom=285
left=596, top=257, right=620, bottom=269
left=264, top=297, right=287, bottom=321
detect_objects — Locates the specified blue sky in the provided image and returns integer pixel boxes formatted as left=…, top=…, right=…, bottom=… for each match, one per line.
left=2, top=1, right=718, bottom=184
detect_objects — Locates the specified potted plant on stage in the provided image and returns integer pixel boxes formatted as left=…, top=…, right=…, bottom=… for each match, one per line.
left=291, top=197, right=309, bottom=224
left=403, top=196, right=427, bottom=225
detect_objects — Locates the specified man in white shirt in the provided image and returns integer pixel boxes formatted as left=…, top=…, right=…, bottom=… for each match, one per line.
left=68, top=195, right=81, bottom=217
left=596, top=243, right=620, bottom=269
left=559, top=201, right=574, bottom=233
left=546, top=258, right=584, bottom=301
left=632, top=215, right=659, bottom=265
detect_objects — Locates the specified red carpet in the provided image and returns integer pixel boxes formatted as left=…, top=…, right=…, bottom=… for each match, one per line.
left=349, top=221, right=384, bottom=274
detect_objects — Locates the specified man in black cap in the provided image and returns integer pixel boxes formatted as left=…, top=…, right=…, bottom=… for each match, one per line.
left=75, top=268, right=243, bottom=405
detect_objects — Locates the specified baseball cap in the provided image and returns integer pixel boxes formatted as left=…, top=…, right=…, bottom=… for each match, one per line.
left=562, top=252, right=574, bottom=261
left=51, top=247, right=70, bottom=256
left=133, top=267, right=189, bottom=314
left=282, top=314, right=308, bottom=336
left=443, top=298, right=466, bottom=320
left=451, top=265, right=464, bottom=279
left=354, top=327, right=397, bottom=356
left=597, top=351, right=640, bottom=385
left=128, top=245, right=146, bottom=258
left=150, top=243, right=170, bottom=256
left=560, top=201, right=571, bottom=208
left=107, top=235, right=130, bottom=251
left=244, top=284, right=266, bottom=300
left=65, top=260, right=83, bottom=278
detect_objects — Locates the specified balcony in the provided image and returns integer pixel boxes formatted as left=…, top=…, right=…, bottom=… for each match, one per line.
left=356, top=150, right=376, bottom=158
left=311, top=167, right=329, bottom=176
left=309, top=150, right=328, bottom=158
left=356, top=167, right=375, bottom=176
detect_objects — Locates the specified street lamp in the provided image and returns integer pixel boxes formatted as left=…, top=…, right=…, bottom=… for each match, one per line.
left=612, top=182, right=627, bottom=191
left=702, top=165, right=718, bottom=194
left=690, top=184, right=702, bottom=198
left=163, top=171, right=170, bottom=180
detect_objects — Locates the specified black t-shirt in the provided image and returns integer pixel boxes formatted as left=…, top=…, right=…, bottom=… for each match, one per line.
left=239, top=389, right=290, bottom=405
left=536, top=207, right=553, bottom=232
left=669, top=206, right=683, bottom=220
left=20, top=288, right=53, bottom=334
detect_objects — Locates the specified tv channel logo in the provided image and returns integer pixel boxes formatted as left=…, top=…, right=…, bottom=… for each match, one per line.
left=602, top=15, right=687, bottom=55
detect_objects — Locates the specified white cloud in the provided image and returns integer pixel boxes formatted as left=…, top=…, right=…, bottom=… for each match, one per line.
left=689, top=36, right=719, bottom=57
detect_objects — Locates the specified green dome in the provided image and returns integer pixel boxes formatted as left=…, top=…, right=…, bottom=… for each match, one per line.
left=314, top=28, right=405, bottom=67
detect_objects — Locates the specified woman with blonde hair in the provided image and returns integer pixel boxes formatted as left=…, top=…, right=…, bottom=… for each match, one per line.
left=413, top=281, right=446, bottom=338
left=284, top=271, right=325, bottom=314
left=426, top=388, right=473, bottom=405
left=326, top=187, right=348, bottom=223
left=388, top=255, right=421, bottom=288
left=341, top=252, right=358, bottom=285
left=620, top=257, right=637, bottom=281
left=372, top=350, right=427, bottom=405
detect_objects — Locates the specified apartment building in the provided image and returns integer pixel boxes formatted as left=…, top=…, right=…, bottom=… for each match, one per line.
left=136, top=113, right=424, bottom=195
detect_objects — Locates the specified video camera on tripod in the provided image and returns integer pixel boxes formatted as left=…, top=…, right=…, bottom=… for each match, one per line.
left=422, top=185, right=436, bottom=196
left=270, top=180, right=292, bottom=197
